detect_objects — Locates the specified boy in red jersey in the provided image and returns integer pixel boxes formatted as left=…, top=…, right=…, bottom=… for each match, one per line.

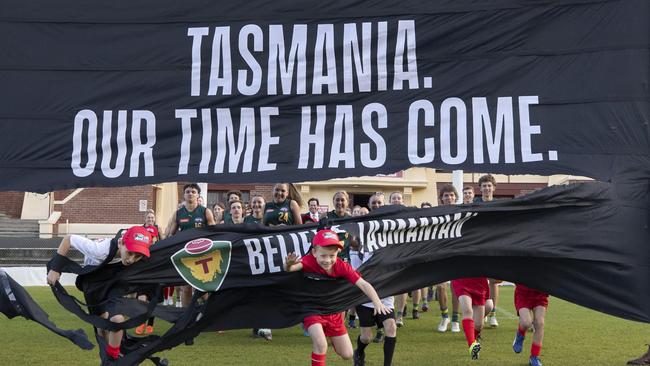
left=285, top=229, right=390, bottom=366
left=512, top=284, right=549, bottom=366
left=441, top=184, right=493, bottom=360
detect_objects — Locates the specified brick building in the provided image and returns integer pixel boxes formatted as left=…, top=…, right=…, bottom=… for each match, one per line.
left=0, top=170, right=587, bottom=238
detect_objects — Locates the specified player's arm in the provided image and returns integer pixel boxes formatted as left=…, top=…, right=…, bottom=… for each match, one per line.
left=290, top=200, right=303, bottom=225
left=46, top=235, right=73, bottom=285
left=284, top=252, right=303, bottom=272
left=205, top=208, right=216, bottom=226
left=355, top=278, right=390, bottom=315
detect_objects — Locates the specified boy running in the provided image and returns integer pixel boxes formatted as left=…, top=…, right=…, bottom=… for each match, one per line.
left=475, top=174, right=501, bottom=327
left=285, top=229, right=390, bottom=366
left=46, top=226, right=153, bottom=362
left=440, top=184, right=492, bottom=360
left=512, top=284, right=549, bottom=366
left=436, top=188, right=461, bottom=333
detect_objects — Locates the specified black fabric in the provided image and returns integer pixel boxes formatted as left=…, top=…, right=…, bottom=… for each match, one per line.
left=0, top=0, right=648, bottom=192
left=356, top=305, right=395, bottom=328
left=0, top=269, right=94, bottom=350
left=47, top=181, right=648, bottom=365
left=46, top=253, right=68, bottom=273
left=51, top=284, right=164, bottom=331
left=1, top=1, right=649, bottom=364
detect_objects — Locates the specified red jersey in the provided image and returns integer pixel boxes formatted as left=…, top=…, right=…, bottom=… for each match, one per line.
left=451, top=277, right=489, bottom=306
left=300, top=253, right=361, bottom=285
left=451, top=277, right=489, bottom=291
left=514, top=284, right=549, bottom=312
left=143, top=224, right=160, bottom=243
left=515, top=284, right=547, bottom=297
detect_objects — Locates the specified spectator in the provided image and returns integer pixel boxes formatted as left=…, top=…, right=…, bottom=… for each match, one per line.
left=244, top=195, right=265, bottom=224
left=302, top=197, right=321, bottom=223
left=262, top=183, right=303, bottom=226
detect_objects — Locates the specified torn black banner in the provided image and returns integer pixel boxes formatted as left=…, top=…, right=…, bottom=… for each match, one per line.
left=0, top=269, right=94, bottom=350
left=51, top=182, right=649, bottom=365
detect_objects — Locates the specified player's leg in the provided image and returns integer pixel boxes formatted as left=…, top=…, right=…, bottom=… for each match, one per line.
left=436, top=283, right=450, bottom=332
left=330, top=334, right=353, bottom=360
left=513, top=308, right=532, bottom=353
left=395, top=293, right=407, bottom=327
left=450, top=284, right=460, bottom=332
left=355, top=306, right=375, bottom=366
left=529, top=306, right=546, bottom=366
left=308, top=323, right=329, bottom=366
left=469, top=304, right=484, bottom=360
left=411, top=289, right=421, bottom=319
left=486, top=279, right=499, bottom=327
left=106, top=314, right=125, bottom=360
left=382, top=316, right=397, bottom=366
left=420, top=287, right=429, bottom=312
left=458, top=295, right=476, bottom=346
left=472, top=304, right=486, bottom=341
left=180, top=285, right=192, bottom=307
left=458, top=295, right=480, bottom=359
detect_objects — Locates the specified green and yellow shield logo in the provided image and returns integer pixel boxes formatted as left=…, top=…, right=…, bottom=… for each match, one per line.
left=171, top=238, right=232, bottom=292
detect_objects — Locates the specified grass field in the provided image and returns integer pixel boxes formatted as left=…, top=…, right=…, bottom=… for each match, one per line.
left=1, top=286, right=647, bottom=365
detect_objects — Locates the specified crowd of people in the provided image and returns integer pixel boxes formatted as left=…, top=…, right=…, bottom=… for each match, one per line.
left=46, top=175, right=571, bottom=366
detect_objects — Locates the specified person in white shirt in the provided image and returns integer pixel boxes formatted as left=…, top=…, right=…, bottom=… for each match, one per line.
left=302, top=197, right=321, bottom=223
left=46, top=226, right=153, bottom=362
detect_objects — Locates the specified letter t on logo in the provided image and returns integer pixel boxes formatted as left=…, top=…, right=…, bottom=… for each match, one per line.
left=195, top=257, right=214, bottom=274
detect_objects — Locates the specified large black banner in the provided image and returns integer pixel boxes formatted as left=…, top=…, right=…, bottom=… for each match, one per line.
left=1, top=0, right=649, bottom=192
left=50, top=182, right=649, bottom=364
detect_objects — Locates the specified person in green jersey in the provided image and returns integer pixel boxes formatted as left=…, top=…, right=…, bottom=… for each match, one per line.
left=222, top=190, right=242, bottom=224
left=324, top=191, right=352, bottom=260
left=167, top=184, right=216, bottom=235
left=228, top=200, right=245, bottom=224
left=165, top=183, right=216, bottom=310
left=263, top=183, right=303, bottom=226
left=244, top=195, right=265, bottom=224
left=255, top=184, right=302, bottom=340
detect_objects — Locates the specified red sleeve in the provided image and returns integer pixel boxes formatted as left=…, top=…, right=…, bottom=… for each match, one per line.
left=336, top=260, right=361, bottom=284
left=300, top=253, right=318, bottom=273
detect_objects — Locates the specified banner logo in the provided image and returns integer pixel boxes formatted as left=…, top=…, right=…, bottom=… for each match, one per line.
left=171, top=238, right=232, bottom=292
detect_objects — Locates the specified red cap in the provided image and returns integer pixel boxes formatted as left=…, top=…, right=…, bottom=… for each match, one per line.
left=122, top=226, right=153, bottom=257
left=312, top=229, right=343, bottom=249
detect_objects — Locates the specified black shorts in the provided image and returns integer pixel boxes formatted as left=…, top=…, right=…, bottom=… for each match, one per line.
left=355, top=304, right=395, bottom=328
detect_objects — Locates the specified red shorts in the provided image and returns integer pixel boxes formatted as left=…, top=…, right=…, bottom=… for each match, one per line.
left=303, top=312, right=347, bottom=337
left=514, top=285, right=549, bottom=313
left=451, top=278, right=489, bottom=306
